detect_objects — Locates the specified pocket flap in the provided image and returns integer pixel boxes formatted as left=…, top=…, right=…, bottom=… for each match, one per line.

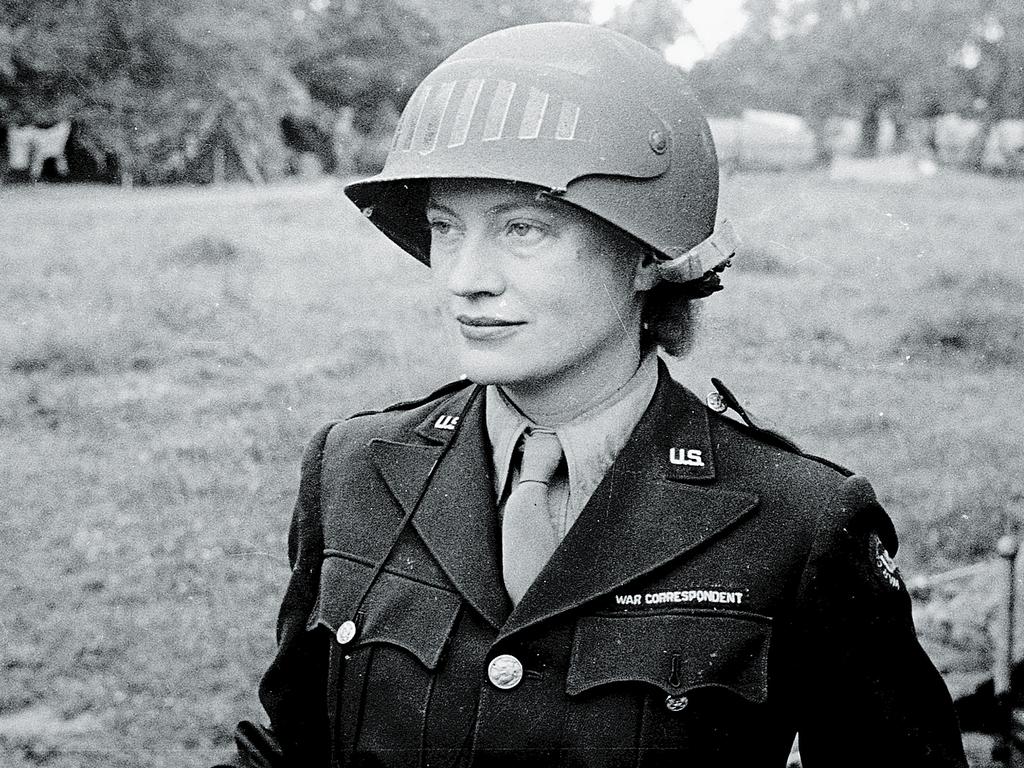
left=567, top=613, right=770, bottom=703
left=308, top=554, right=461, bottom=669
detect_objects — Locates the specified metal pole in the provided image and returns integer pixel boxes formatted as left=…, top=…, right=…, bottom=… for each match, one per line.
left=995, top=534, right=1019, bottom=766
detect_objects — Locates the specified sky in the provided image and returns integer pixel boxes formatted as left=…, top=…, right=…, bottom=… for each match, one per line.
left=590, top=0, right=748, bottom=69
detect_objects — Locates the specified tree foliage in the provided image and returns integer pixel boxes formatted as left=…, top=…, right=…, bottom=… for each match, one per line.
left=289, top=0, right=438, bottom=115
left=691, top=0, right=1024, bottom=153
left=290, top=0, right=587, bottom=123
left=1, top=0, right=588, bottom=182
left=604, top=0, right=689, bottom=53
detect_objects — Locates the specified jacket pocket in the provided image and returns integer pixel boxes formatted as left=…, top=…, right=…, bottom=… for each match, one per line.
left=307, top=553, right=461, bottom=669
left=567, top=611, right=771, bottom=703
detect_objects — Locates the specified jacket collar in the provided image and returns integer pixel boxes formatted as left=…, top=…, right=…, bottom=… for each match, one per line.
left=412, top=389, right=474, bottom=444
left=367, top=363, right=759, bottom=635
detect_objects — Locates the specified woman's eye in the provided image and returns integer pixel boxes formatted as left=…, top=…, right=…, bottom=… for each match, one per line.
left=428, top=220, right=453, bottom=236
left=505, top=221, right=545, bottom=243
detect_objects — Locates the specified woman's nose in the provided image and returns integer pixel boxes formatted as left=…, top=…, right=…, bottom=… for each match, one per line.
left=442, top=232, right=505, bottom=297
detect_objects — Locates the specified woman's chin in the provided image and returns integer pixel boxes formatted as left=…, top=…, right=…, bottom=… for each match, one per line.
left=453, top=350, right=535, bottom=388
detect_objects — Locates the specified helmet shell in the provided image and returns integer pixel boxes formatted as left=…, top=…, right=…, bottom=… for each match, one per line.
left=344, top=22, right=719, bottom=265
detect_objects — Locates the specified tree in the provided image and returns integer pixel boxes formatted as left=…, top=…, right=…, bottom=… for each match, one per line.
left=690, top=0, right=1024, bottom=156
left=425, top=0, right=588, bottom=54
left=604, top=0, right=689, bottom=54
left=287, top=0, right=587, bottom=172
left=289, top=0, right=436, bottom=115
left=957, top=1, right=1024, bottom=165
left=1, top=0, right=616, bottom=183
left=290, top=0, right=587, bottom=116
left=2, top=0, right=303, bottom=183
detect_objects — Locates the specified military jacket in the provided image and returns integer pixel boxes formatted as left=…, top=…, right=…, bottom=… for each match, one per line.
left=223, top=368, right=967, bottom=767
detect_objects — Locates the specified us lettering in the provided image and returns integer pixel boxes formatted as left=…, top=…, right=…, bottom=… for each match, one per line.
left=669, top=448, right=704, bottom=467
left=434, top=415, right=460, bottom=430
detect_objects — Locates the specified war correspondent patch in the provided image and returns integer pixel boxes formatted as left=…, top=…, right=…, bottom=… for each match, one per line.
left=611, top=588, right=747, bottom=608
left=870, top=533, right=902, bottom=590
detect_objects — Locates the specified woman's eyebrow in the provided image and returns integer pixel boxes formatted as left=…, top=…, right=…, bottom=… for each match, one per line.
left=486, top=199, right=558, bottom=217
left=425, top=196, right=561, bottom=218
left=425, top=198, right=458, bottom=215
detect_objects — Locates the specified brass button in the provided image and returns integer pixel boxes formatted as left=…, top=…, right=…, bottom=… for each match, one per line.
left=335, top=620, right=357, bottom=645
left=706, top=391, right=727, bottom=413
left=665, top=694, right=689, bottom=712
left=649, top=129, right=668, bottom=154
left=487, top=654, right=524, bottom=690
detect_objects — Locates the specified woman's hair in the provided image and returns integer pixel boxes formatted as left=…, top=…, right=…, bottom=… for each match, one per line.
left=592, top=211, right=702, bottom=359
left=641, top=280, right=701, bottom=358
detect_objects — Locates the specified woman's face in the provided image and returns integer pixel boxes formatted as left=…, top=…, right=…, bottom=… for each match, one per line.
left=427, top=178, right=653, bottom=405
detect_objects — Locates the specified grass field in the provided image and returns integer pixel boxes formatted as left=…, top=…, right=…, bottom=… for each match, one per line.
left=1, top=170, right=1022, bottom=766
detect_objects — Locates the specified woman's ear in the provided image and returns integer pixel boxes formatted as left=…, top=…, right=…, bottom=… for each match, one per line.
left=633, top=248, right=662, bottom=291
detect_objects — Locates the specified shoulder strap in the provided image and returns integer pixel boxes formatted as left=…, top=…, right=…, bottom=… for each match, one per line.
left=709, top=378, right=854, bottom=477
left=346, top=378, right=473, bottom=420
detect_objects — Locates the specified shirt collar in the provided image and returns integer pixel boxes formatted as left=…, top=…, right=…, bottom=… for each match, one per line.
left=485, top=351, right=660, bottom=512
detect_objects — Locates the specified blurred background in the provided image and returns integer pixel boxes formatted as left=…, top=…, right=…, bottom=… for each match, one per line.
left=1, top=1, right=1023, bottom=766
left=3, top=0, right=1024, bottom=183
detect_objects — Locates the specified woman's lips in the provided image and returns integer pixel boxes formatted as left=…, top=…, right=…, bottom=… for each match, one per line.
left=456, top=315, right=525, bottom=341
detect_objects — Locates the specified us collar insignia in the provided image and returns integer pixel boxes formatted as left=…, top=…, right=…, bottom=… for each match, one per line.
left=433, top=414, right=460, bottom=431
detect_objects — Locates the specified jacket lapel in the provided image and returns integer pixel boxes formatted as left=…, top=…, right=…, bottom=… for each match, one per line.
left=368, top=385, right=509, bottom=629
left=366, top=369, right=760, bottom=638
left=498, top=373, right=759, bottom=641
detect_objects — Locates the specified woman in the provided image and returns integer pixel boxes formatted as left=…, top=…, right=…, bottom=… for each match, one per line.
left=222, top=22, right=967, bottom=767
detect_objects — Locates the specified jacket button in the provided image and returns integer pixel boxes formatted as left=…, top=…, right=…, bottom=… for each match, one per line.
left=335, top=620, right=357, bottom=645
left=487, top=654, right=524, bottom=690
left=665, top=694, right=689, bottom=712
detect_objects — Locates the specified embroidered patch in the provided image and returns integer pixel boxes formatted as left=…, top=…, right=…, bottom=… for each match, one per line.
left=611, top=588, right=747, bottom=608
left=870, top=533, right=901, bottom=590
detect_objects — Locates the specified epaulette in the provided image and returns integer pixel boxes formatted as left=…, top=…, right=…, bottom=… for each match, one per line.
left=345, top=378, right=474, bottom=420
left=706, top=377, right=854, bottom=477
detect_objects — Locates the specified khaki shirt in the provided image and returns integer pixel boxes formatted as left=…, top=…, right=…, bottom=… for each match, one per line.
left=485, top=352, right=658, bottom=539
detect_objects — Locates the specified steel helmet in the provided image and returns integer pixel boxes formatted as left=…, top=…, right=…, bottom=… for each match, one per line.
left=344, top=22, right=736, bottom=292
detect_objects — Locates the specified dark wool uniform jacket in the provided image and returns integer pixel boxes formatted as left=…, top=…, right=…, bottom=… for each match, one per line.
left=223, top=367, right=967, bottom=768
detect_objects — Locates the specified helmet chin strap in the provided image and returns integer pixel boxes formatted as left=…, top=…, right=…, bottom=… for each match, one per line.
left=654, top=219, right=740, bottom=295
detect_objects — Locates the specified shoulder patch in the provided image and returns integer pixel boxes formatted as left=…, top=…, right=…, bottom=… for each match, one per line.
left=707, top=377, right=854, bottom=476
left=869, top=531, right=903, bottom=590
left=346, top=378, right=473, bottom=421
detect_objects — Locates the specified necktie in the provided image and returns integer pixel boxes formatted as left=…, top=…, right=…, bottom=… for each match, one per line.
left=502, top=428, right=564, bottom=605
